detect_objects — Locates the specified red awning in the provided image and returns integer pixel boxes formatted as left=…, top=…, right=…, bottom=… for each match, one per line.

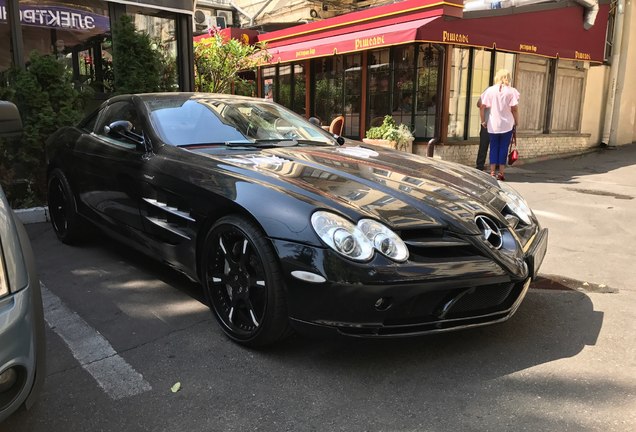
left=262, top=4, right=609, bottom=64
left=266, top=16, right=440, bottom=64
left=433, top=4, right=610, bottom=62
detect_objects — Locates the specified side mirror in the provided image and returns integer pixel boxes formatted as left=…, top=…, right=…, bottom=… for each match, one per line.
left=104, top=120, right=134, bottom=137
left=104, top=120, right=144, bottom=148
left=0, top=101, right=23, bottom=137
left=334, top=135, right=345, bottom=145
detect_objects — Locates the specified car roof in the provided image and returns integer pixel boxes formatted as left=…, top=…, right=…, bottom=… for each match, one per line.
left=109, top=92, right=263, bottom=105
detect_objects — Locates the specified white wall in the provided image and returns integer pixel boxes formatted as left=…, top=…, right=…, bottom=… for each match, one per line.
left=613, top=0, right=636, bottom=145
left=580, top=64, right=609, bottom=145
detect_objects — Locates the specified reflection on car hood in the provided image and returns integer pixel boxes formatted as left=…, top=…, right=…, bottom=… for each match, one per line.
left=195, top=144, right=506, bottom=232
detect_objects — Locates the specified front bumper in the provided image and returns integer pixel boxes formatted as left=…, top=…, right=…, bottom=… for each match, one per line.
left=0, top=218, right=45, bottom=422
left=273, top=227, right=548, bottom=338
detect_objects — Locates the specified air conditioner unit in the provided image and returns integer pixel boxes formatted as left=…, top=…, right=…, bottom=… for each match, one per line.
left=214, top=15, right=227, bottom=29
left=193, top=8, right=214, bottom=32
left=216, top=10, right=233, bottom=26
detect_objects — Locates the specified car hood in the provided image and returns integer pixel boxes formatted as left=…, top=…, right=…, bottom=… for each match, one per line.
left=193, top=144, right=506, bottom=235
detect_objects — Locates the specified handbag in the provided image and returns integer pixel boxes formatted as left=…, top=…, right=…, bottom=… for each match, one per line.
left=507, top=129, right=519, bottom=165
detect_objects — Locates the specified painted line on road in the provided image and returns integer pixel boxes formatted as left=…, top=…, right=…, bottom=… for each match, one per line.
left=40, top=283, right=152, bottom=400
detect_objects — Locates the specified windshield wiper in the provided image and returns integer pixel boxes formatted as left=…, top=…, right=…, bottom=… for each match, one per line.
left=293, top=139, right=334, bottom=146
left=249, top=139, right=299, bottom=147
left=180, top=141, right=254, bottom=148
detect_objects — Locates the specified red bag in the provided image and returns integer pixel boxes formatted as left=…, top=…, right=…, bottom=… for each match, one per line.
left=508, top=130, right=519, bottom=165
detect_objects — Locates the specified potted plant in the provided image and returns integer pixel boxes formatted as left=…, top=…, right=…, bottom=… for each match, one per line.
left=363, top=115, right=414, bottom=152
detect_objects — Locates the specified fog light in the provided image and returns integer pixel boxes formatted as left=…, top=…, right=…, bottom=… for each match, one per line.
left=0, top=368, right=18, bottom=393
left=374, top=297, right=392, bottom=311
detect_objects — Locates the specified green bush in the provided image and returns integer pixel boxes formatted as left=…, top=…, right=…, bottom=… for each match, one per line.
left=194, top=31, right=269, bottom=94
left=0, top=52, right=87, bottom=207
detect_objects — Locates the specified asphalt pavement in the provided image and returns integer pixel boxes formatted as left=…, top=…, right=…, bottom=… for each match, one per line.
left=2, top=144, right=635, bottom=432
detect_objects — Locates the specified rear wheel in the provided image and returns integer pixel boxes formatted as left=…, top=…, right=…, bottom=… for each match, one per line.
left=47, top=168, right=83, bottom=244
left=202, top=215, right=291, bottom=347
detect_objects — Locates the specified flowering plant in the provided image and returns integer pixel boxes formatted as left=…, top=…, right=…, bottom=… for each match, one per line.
left=366, top=116, right=414, bottom=151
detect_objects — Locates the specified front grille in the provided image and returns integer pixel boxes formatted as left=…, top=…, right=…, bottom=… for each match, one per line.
left=443, top=283, right=514, bottom=317
left=400, top=228, right=482, bottom=262
left=337, top=280, right=527, bottom=337
left=383, top=281, right=522, bottom=326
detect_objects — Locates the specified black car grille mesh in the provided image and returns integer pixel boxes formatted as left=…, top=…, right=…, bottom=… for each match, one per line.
left=383, top=281, right=520, bottom=327
left=443, top=283, right=515, bottom=317
left=400, top=228, right=482, bottom=262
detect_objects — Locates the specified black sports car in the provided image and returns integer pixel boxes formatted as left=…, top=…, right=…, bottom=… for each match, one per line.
left=46, top=93, right=548, bottom=347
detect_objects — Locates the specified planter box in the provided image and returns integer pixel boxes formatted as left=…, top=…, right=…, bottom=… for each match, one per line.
left=362, top=138, right=413, bottom=153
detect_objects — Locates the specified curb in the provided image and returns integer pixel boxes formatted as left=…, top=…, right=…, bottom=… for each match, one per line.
left=14, top=206, right=49, bottom=225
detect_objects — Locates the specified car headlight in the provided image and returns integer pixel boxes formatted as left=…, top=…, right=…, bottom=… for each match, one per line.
left=311, top=211, right=408, bottom=262
left=498, top=181, right=534, bottom=225
left=357, top=219, right=409, bottom=261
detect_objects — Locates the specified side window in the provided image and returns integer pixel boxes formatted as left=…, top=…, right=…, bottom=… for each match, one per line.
left=80, top=112, right=99, bottom=133
left=96, top=101, right=143, bottom=143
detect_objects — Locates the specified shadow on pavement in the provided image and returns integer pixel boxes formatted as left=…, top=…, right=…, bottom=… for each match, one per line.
left=505, top=142, right=636, bottom=185
left=23, top=220, right=620, bottom=432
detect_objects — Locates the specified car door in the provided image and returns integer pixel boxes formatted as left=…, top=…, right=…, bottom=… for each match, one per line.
left=73, top=99, right=147, bottom=234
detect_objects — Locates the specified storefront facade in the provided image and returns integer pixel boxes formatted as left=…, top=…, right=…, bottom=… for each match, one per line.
left=255, top=0, right=613, bottom=163
left=0, top=0, right=195, bottom=93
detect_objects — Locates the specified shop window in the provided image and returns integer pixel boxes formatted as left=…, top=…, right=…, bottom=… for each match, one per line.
left=259, top=63, right=305, bottom=115
left=234, top=70, right=256, bottom=97
left=452, top=48, right=518, bottom=140
left=126, top=5, right=178, bottom=91
left=343, top=54, right=361, bottom=137
left=495, top=52, right=515, bottom=77
left=312, top=56, right=343, bottom=129
left=468, top=49, right=492, bottom=139
left=393, top=46, right=414, bottom=128
left=414, top=44, right=442, bottom=140
left=367, top=48, right=390, bottom=128
left=278, top=64, right=292, bottom=108
left=293, top=64, right=306, bottom=116
left=448, top=47, right=470, bottom=139
left=0, top=1, right=111, bottom=87
left=262, top=66, right=275, bottom=100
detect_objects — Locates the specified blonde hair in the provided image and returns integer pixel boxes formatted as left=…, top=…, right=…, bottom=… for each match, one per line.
left=494, top=69, right=511, bottom=86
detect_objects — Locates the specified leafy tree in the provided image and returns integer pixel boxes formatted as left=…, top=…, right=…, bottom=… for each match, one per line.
left=194, top=31, right=269, bottom=94
left=0, top=52, right=87, bottom=207
left=112, top=14, right=176, bottom=94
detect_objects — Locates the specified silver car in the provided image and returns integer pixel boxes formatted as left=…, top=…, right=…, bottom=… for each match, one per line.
left=0, top=101, right=45, bottom=421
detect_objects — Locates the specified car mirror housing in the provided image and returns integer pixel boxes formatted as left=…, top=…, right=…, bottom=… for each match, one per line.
left=105, top=120, right=144, bottom=148
left=104, top=120, right=134, bottom=136
left=0, top=101, right=23, bottom=137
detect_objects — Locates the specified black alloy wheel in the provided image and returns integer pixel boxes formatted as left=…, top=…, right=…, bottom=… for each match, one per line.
left=202, top=215, right=290, bottom=347
left=47, top=168, right=82, bottom=244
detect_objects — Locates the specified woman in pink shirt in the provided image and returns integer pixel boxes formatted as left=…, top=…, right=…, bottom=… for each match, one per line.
left=479, top=69, right=519, bottom=181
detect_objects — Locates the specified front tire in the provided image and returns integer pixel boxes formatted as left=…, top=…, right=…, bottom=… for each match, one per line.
left=47, top=168, right=83, bottom=244
left=202, top=215, right=291, bottom=347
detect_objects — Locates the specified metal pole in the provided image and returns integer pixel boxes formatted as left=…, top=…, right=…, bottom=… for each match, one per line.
left=7, top=0, right=24, bottom=68
left=601, top=0, right=625, bottom=146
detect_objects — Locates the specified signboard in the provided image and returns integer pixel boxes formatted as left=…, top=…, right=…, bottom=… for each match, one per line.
left=0, top=1, right=110, bottom=33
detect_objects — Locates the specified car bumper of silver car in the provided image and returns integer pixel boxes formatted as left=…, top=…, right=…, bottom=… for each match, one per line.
left=0, top=219, right=45, bottom=422
left=0, top=287, right=40, bottom=421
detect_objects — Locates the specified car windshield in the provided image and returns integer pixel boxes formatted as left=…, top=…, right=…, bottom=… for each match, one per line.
left=146, top=96, right=335, bottom=147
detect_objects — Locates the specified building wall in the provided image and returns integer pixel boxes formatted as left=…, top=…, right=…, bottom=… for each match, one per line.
left=233, top=0, right=344, bottom=26
left=414, top=134, right=594, bottom=166
left=581, top=64, right=609, bottom=145
left=613, top=0, right=636, bottom=146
